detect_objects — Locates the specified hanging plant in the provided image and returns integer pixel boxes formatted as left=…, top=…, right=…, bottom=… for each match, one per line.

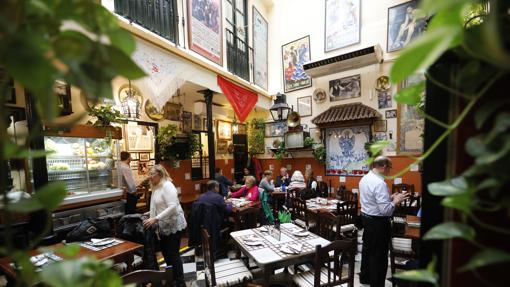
left=86, top=104, right=125, bottom=127
left=304, top=136, right=315, bottom=148
left=247, top=118, right=265, bottom=155
left=312, top=144, right=326, bottom=165
left=157, top=124, right=200, bottom=165
left=274, top=142, right=286, bottom=160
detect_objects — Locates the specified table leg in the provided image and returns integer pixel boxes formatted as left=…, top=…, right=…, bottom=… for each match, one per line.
left=262, top=267, right=272, bottom=287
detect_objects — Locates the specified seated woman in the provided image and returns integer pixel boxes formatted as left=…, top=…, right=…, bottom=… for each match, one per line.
left=287, top=170, right=306, bottom=192
left=228, top=175, right=259, bottom=201
left=305, top=168, right=318, bottom=193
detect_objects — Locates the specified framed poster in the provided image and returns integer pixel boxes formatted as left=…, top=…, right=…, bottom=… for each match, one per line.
left=282, top=36, right=312, bottom=93
left=398, top=74, right=425, bottom=153
left=325, top=126, right=370, bottom=176
left=377, top=90, right=392, bottom=109
left=325, top=0, right=361, bottom=52
left=265, top=122, right=287, bottom=137
left=329, top=74, right=361, bottom=101
left=182, top=111, right=192, bottom=133
left=387, top=0, right=427, bottom=52
left=253, top=7, right=268, bottom=90
left=297, top=96, right=312, bottom=117
left=187, top=0, right=223, bottom=65
left=309, top=128, right=322, bottom=144
left=193, top=114, right=202, bottom=130
left=125, top=124, right=155, bottom=151
left=374, top=120, right=387, bottom=132
left=217, top=120, right=232, bottom=140
left=217, top=139, right=228, bottom=154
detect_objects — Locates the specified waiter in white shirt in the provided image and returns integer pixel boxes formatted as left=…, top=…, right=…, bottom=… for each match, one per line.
left=119, top=151, right=137, bottom=214
left=359, top=156, right=408, bottom=287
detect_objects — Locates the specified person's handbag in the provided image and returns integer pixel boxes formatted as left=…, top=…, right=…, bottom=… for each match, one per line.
left=66, top=218, right=113, bottom=242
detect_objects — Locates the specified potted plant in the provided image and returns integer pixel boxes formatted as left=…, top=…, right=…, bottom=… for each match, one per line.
left=87, top=104, right=125, bottom=127
left=157, top=124, right=200, bottom=167
left=312, top=144, right=326, bottom=165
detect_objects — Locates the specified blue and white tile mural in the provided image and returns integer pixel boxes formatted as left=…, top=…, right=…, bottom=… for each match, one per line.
left=326, top=126, right=370, bottom=176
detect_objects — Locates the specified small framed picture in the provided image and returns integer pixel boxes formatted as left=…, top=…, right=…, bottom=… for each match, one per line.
left=385, top=109, right=397, bottom=119
left=374, top=120, right=387, bottom=132
left=181, top=111, right=192, bottom=133
left=297, top=96, right=312, bottom=117
left=164, top=102, right=182, bottom=121
left=237, top=124, right=247, bottom=134
left=309, top=128, right=321, bottom=144
left=217, top=139, right=229, bottom=154
left=265, top=121, right=287, bottom=137
left=377, top=90, right=392, bottom=109
left=130, top=153, right=139, bottom=160
left=147, top=160, right=155, bottom=168
left=139, top=153, right=150, bottom=161
left=138, top=161, right=149, bottom=175
left=129, top=160, right=139, bottom=170
left=194, top=114, right=202, bottom=130
left=217, top=120, right=232, bottom=140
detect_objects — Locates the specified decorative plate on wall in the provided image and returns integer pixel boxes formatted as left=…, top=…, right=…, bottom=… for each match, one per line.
left=313, top=88, right=327, bottom=103
left=144, top=99, right=165, bottom=121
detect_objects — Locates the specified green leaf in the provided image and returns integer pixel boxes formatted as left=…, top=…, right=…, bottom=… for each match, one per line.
left=105, top=46, right=146, bottom=79
left=55, top=243, right=81, bottom=258
left=7, top=197, right=44, bottom=213
left=107, top=29, right=136, bottom=55
left=4, top=140, right=55, bottom=160
left=459, top=249, right=510, bottom=272
left=369, top=140, right=390, bottom=156
left=475, top=139, right=510, bottom=165
left=394, top=269, right=438, bottom=284
left=394, top=81, right=424, bottom=105
left=419, top=0, right=470, bottom=14
left=423, top=222, right=476, bottom=241
left=474, top=100, right=510, bottom=129
left=441, top=193, right=473, bottom=214
left=7, top=182, right=66, bottom=212
left=465, top=136, right=487, bottom=157
left=391, top=26, right=461, bottom=84
left=428, top=177, right=468, bottom=196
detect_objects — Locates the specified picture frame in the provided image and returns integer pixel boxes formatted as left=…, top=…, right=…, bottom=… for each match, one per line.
left=237, top=124, right=247, bottom=134
left=252, top=6, right=268, bottom=90
left=130, top=153, right=139, bottom=160
left=397, top=74, right=425, bottom=154
left=164, top=102, right=182, bottom=121
left=216, top=139, right=228, bottom=154
left=194, top=114, right=203, bottom=130
left=385, top=109, right=397, bottom=119
left=125, top=123, right=155, bottom=152
left=147, top=160, right=156, bottom=168
left=329, top=74, right=361, bottom=101
left=297, top=96, right=312, bottom=117
left=139, top=153, right=150, bottom=162
left=282, top=35, right=312, bottom=93
left=138, top=161, right=149, bottom=175
left=377, top=90, right=392, bottom=109
left=144, top=99, right=165, bottom=121
left=129, top=160, right=139, bottom=170
left=374, top=120, right=387, bottom=132
left=387, top=0, right=427, bottom=52
left=0, top=70, right=16, bottom=104
left=324, top=0, right=361, bottom=52
left=187, top=0, right=223, bottom=65
left=181, top=111, right=192, bottom=133
left=265, top=121, right=287, bottom=137
left=217, top=120, right=232, bottom=140
left=309, top=128, right=322, bottom=144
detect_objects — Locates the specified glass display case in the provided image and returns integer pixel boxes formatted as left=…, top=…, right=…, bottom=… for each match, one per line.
left=44, top=135, right=122, bottom=203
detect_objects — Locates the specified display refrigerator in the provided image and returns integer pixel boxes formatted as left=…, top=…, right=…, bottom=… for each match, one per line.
left=43, top=125, right=125, bottom=233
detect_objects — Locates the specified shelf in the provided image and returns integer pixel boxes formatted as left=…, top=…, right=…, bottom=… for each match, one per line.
left=270, top=147, right=314, bottom=158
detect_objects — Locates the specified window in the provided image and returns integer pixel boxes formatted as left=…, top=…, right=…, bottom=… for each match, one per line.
left=225, top=0, right=252, bottom=81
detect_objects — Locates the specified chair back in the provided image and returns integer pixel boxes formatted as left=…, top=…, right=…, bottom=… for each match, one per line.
left=235, top=207, right=260, bottom=230
left=313, top=239, right=356, bottom=287
left=391, top=183, right=415, bottom=194
left=317, top=181, right=329, bottom=197
left=392, top=184, right=420, bottom=216
left=317, top=211, right=340, bottom=241
left=291, top=197, right=310, bottom=228
left=201, top=227, right=217, bottom=286
left=121, top=267, right=172, bottom=286
left=336, top=201, right=357, bottom=225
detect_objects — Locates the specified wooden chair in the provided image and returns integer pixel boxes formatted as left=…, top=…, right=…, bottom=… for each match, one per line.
left=391, top=183, right=415, bottom=195
left=234, top=207, right=260, bottom=231
left=316, top=211, right=341, bottom=241
left=389, top=221, right=419, bottom=287
left=316, top=181, right=329, bottom=197
left=292, top=239, right=356, bottom=287
left=201, top=228, right=254, bottom=287
left=135, top=187, right=151, bottom=214
left=290, top=197, right=314, bottom=230
left=121, top=267, right=172, bottom=286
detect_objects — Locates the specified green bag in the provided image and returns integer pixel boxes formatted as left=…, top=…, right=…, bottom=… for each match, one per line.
left=278, top=210, right=292, bottom=223
left=260, top=190, right=274, bottom=224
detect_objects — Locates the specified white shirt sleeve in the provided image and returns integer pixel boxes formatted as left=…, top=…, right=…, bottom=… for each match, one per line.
left=374, top=182, right=395, bottom=217
left=155, top=182, right=179, bottom=221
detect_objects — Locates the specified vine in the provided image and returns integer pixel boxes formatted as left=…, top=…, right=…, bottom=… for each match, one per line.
left=247, top=118, right=265, bottom=155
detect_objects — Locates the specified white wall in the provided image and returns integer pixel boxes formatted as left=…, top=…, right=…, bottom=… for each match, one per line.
left=266, top=0, right=413, bottom=155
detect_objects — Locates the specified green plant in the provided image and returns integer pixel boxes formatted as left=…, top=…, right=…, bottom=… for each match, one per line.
left=303, top=136, right=315, bottom=148
left=366, top=0, right=510, bottom=285
left=157, top=124, right=199, bottom=164
left=312, top=144, right=326, bottom=165
left=247, top=118, right=265, bottom=155
left=0, top=0, right=144, bottom=285
left=274, top=142, right=286, bottom=160
left=86, top=104, right=125, bottom=127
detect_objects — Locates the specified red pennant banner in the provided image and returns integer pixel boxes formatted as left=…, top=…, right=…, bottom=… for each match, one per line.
left=217, top=76, right=258, bottom=123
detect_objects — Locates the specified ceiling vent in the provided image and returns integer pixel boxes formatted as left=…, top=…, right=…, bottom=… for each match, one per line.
left=303, top=45, right=383, bottom=78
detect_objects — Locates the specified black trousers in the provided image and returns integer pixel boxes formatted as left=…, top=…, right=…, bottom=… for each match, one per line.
left=160, top=230, right=185, bottom=287
left=360, top=213, right=391, bottom=287
left=125, top=192, right=138, bottom=214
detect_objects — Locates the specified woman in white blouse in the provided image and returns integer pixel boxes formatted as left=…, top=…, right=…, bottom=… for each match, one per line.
left=143, top=165, right=187, bottom=287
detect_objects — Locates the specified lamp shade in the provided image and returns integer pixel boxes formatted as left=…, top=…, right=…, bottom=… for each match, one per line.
left=269, top=93, right=291, bottom=122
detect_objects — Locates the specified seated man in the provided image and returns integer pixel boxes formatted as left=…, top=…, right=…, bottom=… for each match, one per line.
left=197, top=180, right=232, bottom=215
left=214, top=167, right=234, bottom=197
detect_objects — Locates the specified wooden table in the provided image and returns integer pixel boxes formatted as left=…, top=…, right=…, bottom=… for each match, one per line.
left=0, top=238, right=143, bottom=279
left=227, top=199, right=261, bottom=231
left=231, top=223, right=330, bottom=287
left=405, top=215, right=421, bottom=240
left=306, top=197, right=342, bottom=214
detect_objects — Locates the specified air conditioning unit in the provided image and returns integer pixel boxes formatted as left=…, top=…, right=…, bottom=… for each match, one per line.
left=303, top=45, right=383, bottom=78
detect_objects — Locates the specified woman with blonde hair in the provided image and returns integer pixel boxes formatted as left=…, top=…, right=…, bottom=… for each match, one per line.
left=228, top=175, right=259, bottom=201
left=143, top=164, right=186, bottom=287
